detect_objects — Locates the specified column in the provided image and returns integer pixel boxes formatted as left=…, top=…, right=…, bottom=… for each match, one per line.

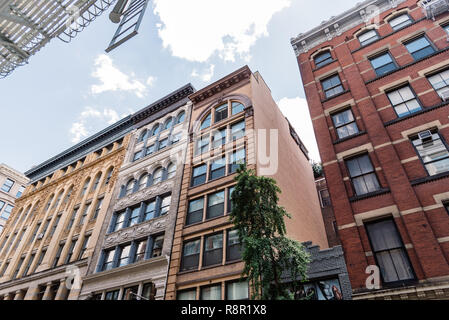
left=42, top=282, right=54, bottom=300
left=55, top=278, right=69, bottom=300
left=13, top=290, right=25, bottom=300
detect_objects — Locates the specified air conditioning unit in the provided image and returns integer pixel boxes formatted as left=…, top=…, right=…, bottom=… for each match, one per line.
left=418, top=130, right=433, bottom=143
left=36, top=233, right=44, bottom=240
left=440, top=89, right=449, bottom=102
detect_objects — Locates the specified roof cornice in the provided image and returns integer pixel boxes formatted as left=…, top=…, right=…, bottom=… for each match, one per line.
left=189, top=66, right=252, bottom=104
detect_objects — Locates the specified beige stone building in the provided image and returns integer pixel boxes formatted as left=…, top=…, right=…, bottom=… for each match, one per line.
left=0, top=164, right=29, bottom=235
left=165, top=66, right=328, bottom=300
left=78, top=84, right=195, bottom=300
left=0, top=116, right=133, bottom=300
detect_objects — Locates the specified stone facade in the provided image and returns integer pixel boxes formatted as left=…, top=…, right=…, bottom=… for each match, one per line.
left=0, top=164, right=29, bottom=235
left=79, top=84, right=195, bottom=300
left=292, top=0, right=449, bottom=299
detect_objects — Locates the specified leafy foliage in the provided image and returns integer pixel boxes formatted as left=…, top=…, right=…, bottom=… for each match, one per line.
left=229, top=166, right=311, bottom=300
left=312, top=161, right=323, bottom=179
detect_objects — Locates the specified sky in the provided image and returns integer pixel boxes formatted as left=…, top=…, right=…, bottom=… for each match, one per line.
left=0, top=0, right=359, bottom=174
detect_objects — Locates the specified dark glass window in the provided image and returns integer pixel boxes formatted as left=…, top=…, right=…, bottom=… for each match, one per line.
left=389, top=14, right=412, bottom=31
left=187, top=198, right=204, bottom=225
left=143, top=201, right=156, bottom=221
left=152, top=235, right=164, bottom=257
left=319, top=189, right=331, bottom=207
left=314, top=51, right=333, bottom=68
left=81, top=179, right=90, bottom=196
left=232, top=102, right=245, bottom=115
left=209, top=157, right=226, bottom=181
left=195, top=136, right=210, bottom=155
left=215, top=103, right=228, bottom=123
left=78, top=235, right=90, bottom=260
left=134, top=239, right=148, bottom=263
left=212, top=128, right=227, bottom=148
left=203, top=233, right=223, bottom=267
left=200, top=113, right=211, bottom=130
left=128, top=206, right=141, bottom=227
left=427, top=69, right=449, bottom=100
left=366, top=219, right=415, bottom=283
left=142, top=283, right=156, bottom=300
left=228, top=187, right=235, bottom=213
left=322, top=75, right=344, bottom=99
left=370, top=52, right=396, bottom=76
left=22, top=253, right=35, bottom=276
left=105, top=290, right=120, bottom=300
left=138, top=129, right=148, bottom=142
left=331, top=109, right=359, bottom=139
left=118, top=244, right=131, bottom=267
left=226, top=229, right=242, bottom=262
left=158, top=138, right=168, bottom=151
left=67, top=208, right=78, bottom=230
left=53, top=244, right=64, bottom=268
left=207, top=191, right=225, bottom=219
left=191, top=164, right=207, bottom=187
left=200, top=284, right=222, bottom=300
left=78, top=203, right=90, bottom=226
left=151, top=124, right=160, bottom=137
left=230, top=148, right=246, bottom=173
left=65, top=239, right=76, bottom=264
left=387, top=86, right=421, bottom=118
left=412, top=131, right=449, bottom=176
left=444, top=202, right=449, bottom=215
left=176, top=111, right=186, bottom=124
left=112, top=211, right=125, bottom=232
left=133, top=150, right=142, bottom=162
left=346, top=154, right=381, bottom=196
left=1, top=178, right=14, bottom=193
left=160, top=196, right=171, bottom=216
left=405, top=36, right=435, bottom=60
left=138, top=174, right=148, bottom=190
left=231, top=121, right=245, bottom=141
left=123, top=286, right=139, bottom=300
left=145, top=144, right=155, bottom=156
left=358, top=29, right=379, bottom=46
left=163, top=118, right=173, bottom=131
left=181, top=239, right=201, bottom=271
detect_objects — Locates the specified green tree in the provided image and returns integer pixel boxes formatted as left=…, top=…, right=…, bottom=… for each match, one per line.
left=312, top=161, right=323, bottom=179
left=229, top=166, right=311, bottom=300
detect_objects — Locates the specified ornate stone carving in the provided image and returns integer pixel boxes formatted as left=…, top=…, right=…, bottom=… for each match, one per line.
left=114, top=181, right=174, bottom=211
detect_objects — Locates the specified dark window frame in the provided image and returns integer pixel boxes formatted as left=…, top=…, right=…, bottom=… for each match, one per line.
left=386, top=84, right=423, bottom=118
left=202, top=232, right=224, bottom=267
left=345, top=153, right=382, bottom=197
left=369, top=51, right=398, bottom=76
left=388, top=13, right=413, bottom=31
left=358, top=29, right=380, bottom=46
left=330, top=108, right=360, bottom=140
left=403, top=34, right=436, bottom=61
left=314, top=50, right=334, bottom=68
left=321, top=74, right=344, bottom=99
left=410, top=130, right=449, bottom=177
left=181, top=238, right=201, bottom=271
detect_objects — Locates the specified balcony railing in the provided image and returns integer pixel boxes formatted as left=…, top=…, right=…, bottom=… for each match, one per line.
left=420, top=0, right=449, bottom=20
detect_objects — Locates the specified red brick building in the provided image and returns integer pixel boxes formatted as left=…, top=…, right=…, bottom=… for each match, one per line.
left=291, top=0, right=449, bottom=299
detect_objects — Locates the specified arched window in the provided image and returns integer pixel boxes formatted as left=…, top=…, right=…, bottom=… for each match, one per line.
left=167, top=163, right=177, bottom=179
left=200, top=113, right=211, bottom=130
left=314, top=51, right=333, bottom=68
left=53, top=190, right=64, bottom=209
left=151, top=124, right=160, bottom=137
left=214, top=103, right=228, bottom=123
left=152, top=168, right=163, bottom=184
left=45, top=194, right=54, bottom=211
left=231, top=101, right=244, bottom=115
left=163, top=118, right=173, bottom=131
left=64, top=186, right=74, bottom=204
left=125, top=179, right=135, bottom=196
left=138, top=129, right=148, bottom=142
left=81, top=178, right=91, bottom=196
left=389, top=13, right=412, bottom=31
left=358, top=29, right=379, bottom=46
left=105, top=167, right=114, bottom=185
left=138, top=173, right=149, bottom=190
left=92, top=172, right=102, bottom=192
left=176, top=111, right=185, bottom=124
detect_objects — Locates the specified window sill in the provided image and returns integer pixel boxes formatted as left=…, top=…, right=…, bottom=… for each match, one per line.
left=411, top=171, right=449, bottom=186
left=321, top=89, right=351, bottom=104
left=384, top=100, right=449, bottom=127
left=349, top=188, right=390, bottom=203
left=366, top=47, right=449, bottom=85
left=333, top=131, right=367, bottom=145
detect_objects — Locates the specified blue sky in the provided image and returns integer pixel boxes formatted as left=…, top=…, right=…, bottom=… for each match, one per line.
left=0, top=0, right=359, bottom=173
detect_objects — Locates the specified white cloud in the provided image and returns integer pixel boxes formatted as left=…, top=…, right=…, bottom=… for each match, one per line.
left=69, top=106, right=125, bottom=143
left=277, top=97, right=321, bottom=162
left=90, top=54, right=149, bottom=98
left=153, top=0, right=290, bottom=62
left=191, top=64, right=215, bottom=82
left=146, top=76, right=157, bottom=87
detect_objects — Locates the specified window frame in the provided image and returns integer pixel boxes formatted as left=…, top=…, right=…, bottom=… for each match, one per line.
left=330, top=108, right=360, bottom=140
left=321, top=74, right=344, bottom=99
left=426, top=68, right=449, bottom=100
left=181, top=238, right=201, bottom=271
left=1, top=178, right=14, bottom=193
left=314, top=50, right=334, bottom=69
left=358, top=29, right=380, bottom=46
left=386, top=84, right=422, bottom=118
left=403, top=34, right=436, bottom=61
left=202, top=232, right=224, bottom=267
left=345, top=153, right=382, bottom=197
left=410, top=130, right=449, bottom=177
left=388, top=13, right=413, bottom=31
left=369, top=51, right=398, bottom=76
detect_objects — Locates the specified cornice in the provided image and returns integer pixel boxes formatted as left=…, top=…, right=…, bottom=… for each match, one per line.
left=0, top=164, right=28, bottom=184
left=189, top=66, right=252, bottom=105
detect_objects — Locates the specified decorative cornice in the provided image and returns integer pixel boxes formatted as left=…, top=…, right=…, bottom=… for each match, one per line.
left=189, top=66, right=252, bottom=104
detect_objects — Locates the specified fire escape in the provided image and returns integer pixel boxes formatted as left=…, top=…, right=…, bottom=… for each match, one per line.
left=420, top=0, right=449, bottom=20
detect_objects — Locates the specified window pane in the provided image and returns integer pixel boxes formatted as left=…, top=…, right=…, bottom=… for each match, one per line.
left=315, top=51, right=333, bottom=68
left=231, top=121, right=245, bottom=140
left=359, top=30, right=378, bottom=45
left=215, top=103, right=228, bottom=123
left=143, top=201, right=156, bottom=221
left=153, top=168, right=163, bottom=184
left=203, top=233, right=223, bottom=266
left=192, top=165, right=207, bottom=186
left=390, top=14, right=412, bottom=30
left=226, top=281, right=249, bottom=300
left=200, top=113, right=211, bottom=130
left=187, top=198, right=204, bottom=225
left=178, top=289, right=196, bottom=300
left=210, top=158, right=226, bottom=180
left=207, top=191, right=225, bottom=219
left=370, top=53, right=393, bottom=69
left=366, top=220, right=403, bottom=252
left=201, top=285, right=221, bottom=300
left=232, top=102, right=245, bottom=115
left=160, top=196, right=171, bottom=216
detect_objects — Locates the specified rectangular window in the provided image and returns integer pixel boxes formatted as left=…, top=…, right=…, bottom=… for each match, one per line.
left=314, top=51, right=333, bottom=68
left=159, top=196, right=171, bottom=216
left=102, top=248, right=115, bottom=271
left=118, top=244, right=131, bottom=267
left=0, top=200, right=4, bottom=212
left=209, top=157, right=226, bottom=181
left=145, top=144, right=155, bottom=156
left=142, top=283, right=156, bottom=300
left=177, top=289, right=197, bottom=300
left=112, top=211, right=125, bottom=232
left=366, top=219, right=415, bottom=283
left=444, top=202, right=449, bottom=215
left=412, top=131, right=449, bottom=176
left=322, top=74, right=344, bottom=99
left=231, top=121, right=245, bottom=141
left=53, top=244, right=64, bottom=268
left=203, top=233, right=223, bottom=267
left=23, top=253, right=35, bottom=276
left=200, top=284, right=222, bottom=300
left=181, top=239, right=201, bottom=271
left=151, top=235, right=164, bottom=257
left=228, top=187, right=235, bottom=213
left=346, top=154, right=381, bottom=196
left=370, top=52, right=397, bottom=76
left=405, top=36, right=435, bottom=60
left=79, top=203, right=91, bottom=226
left=12, top=257, right=24, bottom=279
left=230, top=148, right=246, bottom=174
left=187, top=198, right=204, bottom=226
left=212, top=128, right=227, bottom=149
left=123, top=286, right=139, bottom=300
left=427, top=69, right=449, bottom=99
left=389, top=14, right=412, bottom=31
left=128, top=206, right=141, bottom=227
left=92, top=198, right=103, bottom=220
left=387, top=85, right=422, bottom=118
left=232, top=102, right=245, bottom=115
left=215, top=104, right=228, bottom=123
left=134, top=239, right=148, bottom=262
left=1, top=178, right=14, bottom=193
left=33, top=250, right=46, bottom=273
left=133, top=150, right=142, bottom=162
left=1, top=204, right=13, bottom=220
left=226, top=280, right=249, bottom=300
left=319, top=189, right=331, bottom=207
left=143, top=201, right=156, bottom=221
left=67, top=208, right=78, bottom=230
left=226, top=229, right=242, bottom=262
left=78, top=235, right=90, bottom=260
left=195, top=136, right=210, bottom=155
left=359, top=29, right=379, bottom=46
left=207, top=191, right=225, bottom=219
left=331, top=109, right=359, bottom=139
left=49, top=215, right=61, bottom=236
left=105, top=290, right=120, bottom=300
left=65, top=239, right=77, bottom=263
left=158, top=138, right=168, bottom=150
left=191, top=164, right=207, bottom=187
left=16, top=186, right=25, bottom=198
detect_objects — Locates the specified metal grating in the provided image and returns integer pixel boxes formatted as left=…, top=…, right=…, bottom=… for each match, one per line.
left=420, top=0, right=449, bottom=20
left=0, top=0, right=117, bottom=78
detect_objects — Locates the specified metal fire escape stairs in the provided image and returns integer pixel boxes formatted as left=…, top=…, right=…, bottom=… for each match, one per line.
left=420, top=0, right=449, bottom=20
